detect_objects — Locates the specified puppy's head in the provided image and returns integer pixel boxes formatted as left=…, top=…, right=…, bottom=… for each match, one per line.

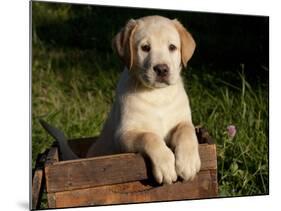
left=113, top=16, right=196, bottom=88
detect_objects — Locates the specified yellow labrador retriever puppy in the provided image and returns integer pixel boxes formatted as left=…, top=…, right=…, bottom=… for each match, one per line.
left=86, top=16, right=201, bottom=184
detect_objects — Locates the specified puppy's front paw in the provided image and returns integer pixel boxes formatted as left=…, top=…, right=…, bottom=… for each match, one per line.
left=150, top=147, right=177, bottom=184
left=175, top=143, right=201, bottom=181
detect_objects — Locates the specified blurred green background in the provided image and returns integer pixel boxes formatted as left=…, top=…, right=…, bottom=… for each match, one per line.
left=32, top=1, right=269, bottom=208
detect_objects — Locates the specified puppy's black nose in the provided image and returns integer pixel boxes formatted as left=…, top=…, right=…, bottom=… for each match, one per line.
left=153, top=64, right=169, bottom=77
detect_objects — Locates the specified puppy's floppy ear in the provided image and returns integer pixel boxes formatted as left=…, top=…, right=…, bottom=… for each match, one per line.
left=112, top=19, right=137, bottom=70
left=173, top=19, right=196, bottom=68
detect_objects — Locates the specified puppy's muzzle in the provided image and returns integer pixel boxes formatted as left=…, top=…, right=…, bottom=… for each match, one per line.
left=153, top=64, right=170, bottom=82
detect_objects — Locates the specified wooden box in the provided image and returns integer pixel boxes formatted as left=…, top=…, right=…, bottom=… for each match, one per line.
left=32, top=128, right=218, bottom=209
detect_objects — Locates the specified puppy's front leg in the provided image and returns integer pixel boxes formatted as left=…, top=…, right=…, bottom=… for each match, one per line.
left=119, top=132, right=177, bottom=184
left=170, top=122, right=201, bottom=181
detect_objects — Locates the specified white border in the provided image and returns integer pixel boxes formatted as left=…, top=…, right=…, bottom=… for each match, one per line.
left=1, top=0, right=280, bottom=211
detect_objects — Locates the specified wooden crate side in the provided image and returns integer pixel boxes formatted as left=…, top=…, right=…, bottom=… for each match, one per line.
left=45, top=153, right=148, bottom=193
left=47, top=193, right=56, bottom=208
left=53, top=170, right=216, bottom=208
left=32, top=169, right=43, bottom=209
left=209, top=169, right=218, bottom=196
left=45, top=144, right=217, bottom=193
left=44, top=146, right=59, bottom=208
left=207, top=142, right=218, bottom=196
left=199, top=144, right=217, bottom=170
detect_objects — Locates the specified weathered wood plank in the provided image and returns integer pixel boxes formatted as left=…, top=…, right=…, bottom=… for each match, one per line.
left=209, top=169, right=218, bottom=196
left=32, top=150, right=48, bottom=209
left=54, top=170, right=217, bottom=208
left=32, top=169, right=43, bottom=209
left=45, top=153, right=148, bottom=193
left=45, top=144, right=217, bottom=193
left=47, top=193, right=56, bottom=208
left=44, top=146, right=59, bottom=208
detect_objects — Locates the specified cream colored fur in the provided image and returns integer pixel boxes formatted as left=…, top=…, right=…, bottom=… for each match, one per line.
left=86, top=16, right=201, bottom=184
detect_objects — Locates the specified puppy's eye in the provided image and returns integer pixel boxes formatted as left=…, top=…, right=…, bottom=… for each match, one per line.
left=169, top=44, right=177, bottom=52
left=141, top=44, right=151, bottom=52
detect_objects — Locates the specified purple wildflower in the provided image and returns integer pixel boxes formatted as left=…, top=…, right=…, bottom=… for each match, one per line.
left=227, top=125, right=237, bottom=139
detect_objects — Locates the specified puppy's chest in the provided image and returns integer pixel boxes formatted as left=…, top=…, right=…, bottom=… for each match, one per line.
left=121, top=90, right=189, bottom=136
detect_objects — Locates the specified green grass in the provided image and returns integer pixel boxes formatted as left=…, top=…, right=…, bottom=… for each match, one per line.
left=185, top=69, right=268, bottom=196
left=32, top=45, right=268, bottom=199
left=32, top=47, right=119, bottom=166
